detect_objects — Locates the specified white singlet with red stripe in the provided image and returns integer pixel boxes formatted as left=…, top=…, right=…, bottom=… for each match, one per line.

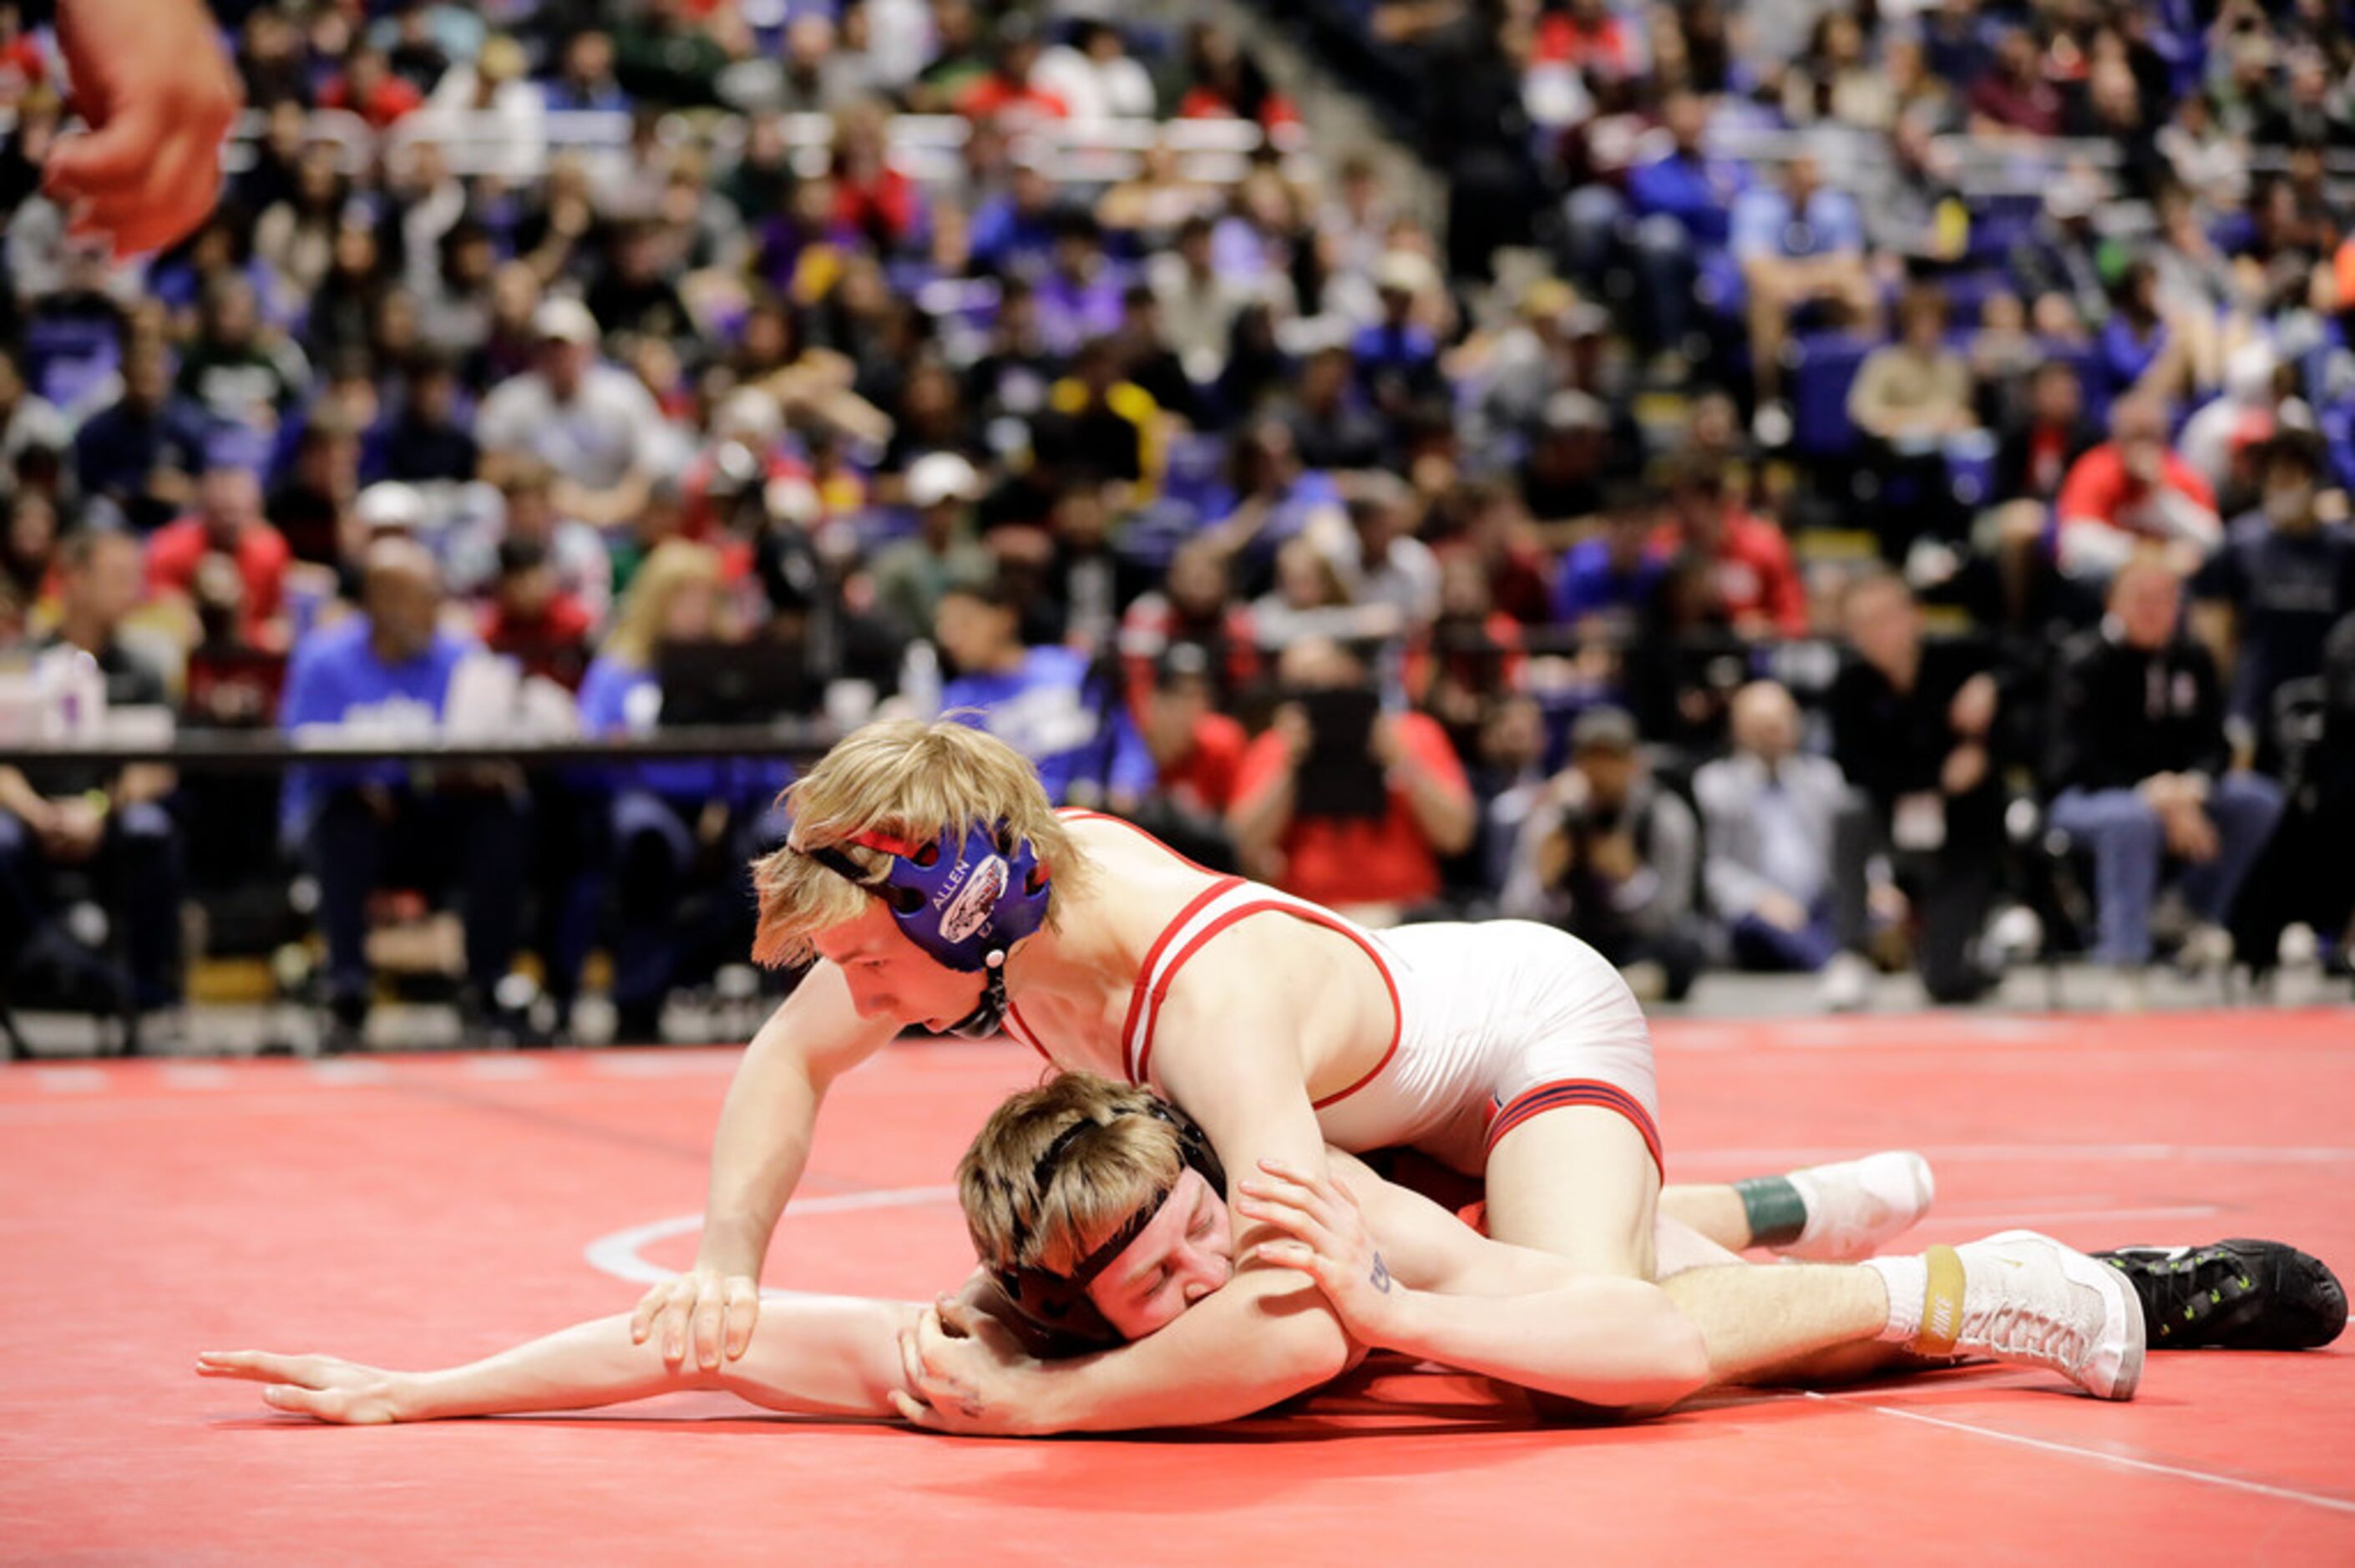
left=1056, top=815, right=1660, bottom=1176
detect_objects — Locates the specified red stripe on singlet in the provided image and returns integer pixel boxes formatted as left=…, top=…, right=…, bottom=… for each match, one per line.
left=1117, top=878, right=1245, bottom=1080
left=1000, top=998, right=1053, bottom=1063
left=1130, top=899, right=1404, bottom=1112
left=1485, top=1079, right=1665, bottom=1175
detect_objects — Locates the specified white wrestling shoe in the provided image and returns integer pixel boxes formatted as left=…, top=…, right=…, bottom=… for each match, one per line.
left=1930, top=1230, right=2145, bottom=1400
left=1778, top=1151, right=1936, bottom=1262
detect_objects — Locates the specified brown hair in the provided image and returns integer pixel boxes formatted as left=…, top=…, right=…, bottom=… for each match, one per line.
left=747, top=718, right=1096, bottom=967
left=957, top=1073, right=1186, bottom=1277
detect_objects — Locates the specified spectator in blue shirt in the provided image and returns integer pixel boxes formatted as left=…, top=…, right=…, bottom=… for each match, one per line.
left=540, top=30, right=631, bottom=113
left=969, top=164, right=1063, bottom=280
left=1552, top=483, right=1668, bottom=640
left=279, top=539, right=529, bottom=1048
left=1032, top=210, right=1127, bottom=359
left=1622, top=91, right=1754, bottom=352
left=934, top=575, right=1154, bottom=812
left=576, top=540, right=791, bottom=1042
left=1729, top=151, right=1879, bottom=422
left=72, top=339, right=209, bottom=534
left=1354, top=250, right=1446, bottom=429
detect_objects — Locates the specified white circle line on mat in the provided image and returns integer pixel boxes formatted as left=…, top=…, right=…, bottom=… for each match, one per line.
left=584, top=1186, right=960, bottom=1296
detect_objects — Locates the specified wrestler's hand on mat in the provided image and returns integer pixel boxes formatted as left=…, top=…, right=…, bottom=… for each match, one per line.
left=45, top=0, right=241, bottom=256
left=1235, top=1159, right=1408, bottom=1348
left=195, top=1349, right=408, bottom=1425
left=631, top=1267, right=762, bottom=1370
left=888, top=1298, right=1046, bottom=1436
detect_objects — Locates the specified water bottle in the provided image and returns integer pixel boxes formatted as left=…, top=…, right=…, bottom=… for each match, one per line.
left=38, top=646, right=107, bottom=741
left=899, top=639, right=942, bottom=720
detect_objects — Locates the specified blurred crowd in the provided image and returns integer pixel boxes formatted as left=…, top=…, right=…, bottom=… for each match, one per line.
left=0, top=0, right=2351, bottom=1045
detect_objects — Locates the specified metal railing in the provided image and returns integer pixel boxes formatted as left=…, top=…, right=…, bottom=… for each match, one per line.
left=224, top=105, right=1314, bottom=191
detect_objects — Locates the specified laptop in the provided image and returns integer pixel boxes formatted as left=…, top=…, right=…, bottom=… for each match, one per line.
left=653, top=638, right=819, bottom=726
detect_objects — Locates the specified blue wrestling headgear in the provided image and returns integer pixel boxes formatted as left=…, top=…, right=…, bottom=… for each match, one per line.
left=993, top=1100, right=1229, bottom=1346
left=802, top=821, right=1052, bottom=1037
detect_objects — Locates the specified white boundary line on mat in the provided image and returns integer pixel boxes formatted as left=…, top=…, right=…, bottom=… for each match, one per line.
left=585, top=1187, right=960, bottom=1298
left=1800, top=1392, right=2355, bottom=1517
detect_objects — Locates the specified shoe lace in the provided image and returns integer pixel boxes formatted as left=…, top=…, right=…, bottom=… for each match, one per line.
left=2112, top=1248, right=2256, bottom=1340
left=1972, top=1288, right=2087, bottom=1370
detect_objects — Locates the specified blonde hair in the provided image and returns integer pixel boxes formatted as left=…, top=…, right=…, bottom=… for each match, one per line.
left=604, top=539, right=722, bottom=667
left=748, top=717, right=1096, bottom=967
left=958, top=1073, right=1184, bottom=1277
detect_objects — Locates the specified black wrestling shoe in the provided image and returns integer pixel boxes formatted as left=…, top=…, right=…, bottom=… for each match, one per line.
left=2094, top=1240, right=2347, bottom=1350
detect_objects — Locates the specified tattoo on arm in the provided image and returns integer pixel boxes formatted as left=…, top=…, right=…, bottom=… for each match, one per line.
left=1369, top=1252, right=1392, bottom=1294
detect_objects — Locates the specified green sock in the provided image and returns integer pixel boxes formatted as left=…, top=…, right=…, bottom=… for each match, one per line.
left=1732, top=1175, right=1809, bottom=1248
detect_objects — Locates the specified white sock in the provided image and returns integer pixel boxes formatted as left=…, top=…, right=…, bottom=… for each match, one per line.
left=1863, top=1254, right=1927, bottom=1343
left=1785, top=1167, right=1826, bottom=1249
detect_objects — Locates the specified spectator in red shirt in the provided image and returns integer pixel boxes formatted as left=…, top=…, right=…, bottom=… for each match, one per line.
left=148, top=461, right=291, bottom=652
left=1144, top=644, right=1248, bottom=817
left=828, top=101, right=920, bottom=250
left=479, top=538, right=595, bottom=692
left=2055, top=393, right=2222, bottom=583
left=1177, top=23, right=1299, bottom=129
left=1433, top=476, right=1553, bottom=626
left=1537, top=0, right=1641, bottom=80
left=1968, top=27, right=2064, bottom=138
left=955, top=18, right=1070, bottom=126
left=1229, top=636, right=1477, bottom=920
left=1119, top=539, right=1260, bottom=712
left=319, top=44, right=424, bottom=131
left=1654, top=455, right=1810, bottom=640
left=1134, top=644, right=1248, bottom=873
left=0, top=3, right=48, bottom=109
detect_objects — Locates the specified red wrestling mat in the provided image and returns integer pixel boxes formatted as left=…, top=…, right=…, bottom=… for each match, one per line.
left=4, top=1008, right=2353, bottom=1563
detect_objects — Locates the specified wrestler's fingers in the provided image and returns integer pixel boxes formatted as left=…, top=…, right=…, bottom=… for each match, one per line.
left=896, top=1323, right=927, bottom=1394
left=659, top=1287, right=694, bottom=1365
left=888, top=1388, right=945, bottom=1428
left=97, top=149, right=223, bottom=258
left=1254, top=1156, right=1347, bottom=1209
left=690, top=1292, right=726, bottom=1370
left=934, top=1296, right=1019, bottom=1356
left=722, top=1282, right=761, bottom=1361
left=1247, top=1241, right=1331, bottom=1282
left=914, top=1307, right=963, bottom=1378
left=1247, top=1161, right=1343, bottom=1229
left=1236, top=1167, right=1318, bottom=1213
left=630, top=1282, right=671, bottom=1344
left=195, top=1349, right=304, bottom=1383
left=261, top=1382, right=361, bottom=1422
left=57, top=170, right=173, bottom=250
left=42, top=104, right=166, bottom=198
left=1232, top=1192, right=1328, bottom=1250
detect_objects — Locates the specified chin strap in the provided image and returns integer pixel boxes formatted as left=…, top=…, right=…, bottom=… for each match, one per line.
left=937, top=950, right=1010, bottom=1039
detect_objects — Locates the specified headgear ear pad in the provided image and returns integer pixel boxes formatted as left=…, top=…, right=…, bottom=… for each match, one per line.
left=993, top=1100, right=1229, bottom=1346
left=806, top=821, right=1051, bottom=974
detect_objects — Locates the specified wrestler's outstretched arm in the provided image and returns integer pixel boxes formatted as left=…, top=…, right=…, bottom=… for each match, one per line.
left=633, top=965, right=904, bottom=1372
left=1240, top=1159, right=1713, bottom=1409
left=198, top=1295, right=922, bottom=1425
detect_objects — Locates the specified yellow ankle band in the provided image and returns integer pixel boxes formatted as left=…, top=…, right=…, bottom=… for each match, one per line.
left=1915, top=1244, right=1966, bottom=1357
